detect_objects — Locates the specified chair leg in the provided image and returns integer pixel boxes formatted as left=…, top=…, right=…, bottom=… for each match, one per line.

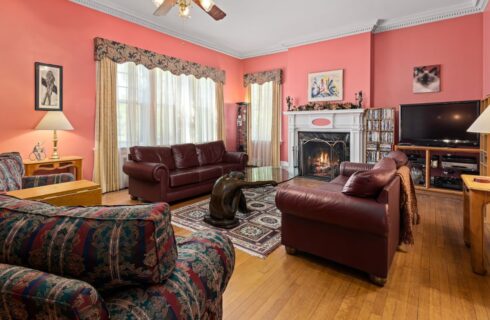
left=369, top=274, right=387, bottom=287
left=285, top=246, right=297, bottom=255
left=130, top=195, right=138, bottom=201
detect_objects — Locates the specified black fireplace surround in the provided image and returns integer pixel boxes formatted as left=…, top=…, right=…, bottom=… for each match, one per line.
left=298, top=132, right=350, bottom=181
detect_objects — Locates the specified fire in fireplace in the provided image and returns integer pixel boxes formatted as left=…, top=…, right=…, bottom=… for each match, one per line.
left=298, top=132, right=350, bottom=181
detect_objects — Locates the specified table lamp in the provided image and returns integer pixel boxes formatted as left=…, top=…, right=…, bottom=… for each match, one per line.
left=35, top=111, right=74, bottom=160
left=467, top=105, right=490, bottom=183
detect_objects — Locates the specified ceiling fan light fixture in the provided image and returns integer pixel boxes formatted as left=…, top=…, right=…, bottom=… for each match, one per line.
left=179, top=5, right=190, bottom=17
left=178, top=0, right=191, bottom=18
left=200, top=0, right=215, bottom=12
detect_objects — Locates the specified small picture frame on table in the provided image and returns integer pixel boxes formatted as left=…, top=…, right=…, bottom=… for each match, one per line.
left=35, top=62, right=63, bottom=111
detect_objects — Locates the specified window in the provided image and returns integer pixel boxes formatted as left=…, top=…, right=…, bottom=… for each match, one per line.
left=116, top=62, right=217, bottom=187
left=249, top=81, right=274, bottom=166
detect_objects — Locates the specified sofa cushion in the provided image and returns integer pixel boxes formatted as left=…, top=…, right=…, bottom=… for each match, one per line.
left=172, top=144, right=200, bottom=169
left=0, top=158, right=23, bottom=192
left=0, top=263, right=109, bottom=319
left=170, top=169, right=200, bottom=187
left=385, top=150, right=409, bottom=168
left=342, top=159, right=397, bottom=198
left=195, top=165, right=224, bottom=182
left=131, top=146, right=176, bottom=170
left=196, top=141, right=226, bottom=166
left=0, top=195, right=177, bottom=292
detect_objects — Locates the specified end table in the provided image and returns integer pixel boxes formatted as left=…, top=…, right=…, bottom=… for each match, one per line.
left=24, top=156, right=83, bottom=181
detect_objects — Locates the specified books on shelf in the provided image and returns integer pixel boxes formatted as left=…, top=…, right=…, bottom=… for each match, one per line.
left=364, top=108, right=396, bottom=164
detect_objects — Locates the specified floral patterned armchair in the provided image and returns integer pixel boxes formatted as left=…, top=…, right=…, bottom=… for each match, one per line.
left=0, top=152, right=74, bottom=192
left=0, top=195, right=235, bottom=319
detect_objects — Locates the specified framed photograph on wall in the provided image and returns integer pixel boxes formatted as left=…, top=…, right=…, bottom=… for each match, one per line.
left=308, top=69, right=343, bottom=102
left=413, top=65, right=441, bottom=93
left=35, top=62, right=63, bottom=111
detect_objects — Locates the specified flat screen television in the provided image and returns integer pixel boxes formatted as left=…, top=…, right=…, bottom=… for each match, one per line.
left=399, top=101, right=480, bottom=148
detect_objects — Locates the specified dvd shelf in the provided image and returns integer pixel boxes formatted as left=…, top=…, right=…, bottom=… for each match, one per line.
left=365, top=108, right=395, bottom=164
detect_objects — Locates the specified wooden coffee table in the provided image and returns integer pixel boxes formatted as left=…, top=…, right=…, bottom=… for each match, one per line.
left=6, top=180, right=102, bottom=207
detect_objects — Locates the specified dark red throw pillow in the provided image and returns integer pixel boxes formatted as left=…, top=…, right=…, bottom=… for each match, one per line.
left=342, top=159, right=396, bottom=198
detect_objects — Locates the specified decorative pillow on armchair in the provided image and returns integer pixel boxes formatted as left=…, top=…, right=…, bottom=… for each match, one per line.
left=0, top=195, right=178, bottom=292
left=342, top=158, right=397, bottom=198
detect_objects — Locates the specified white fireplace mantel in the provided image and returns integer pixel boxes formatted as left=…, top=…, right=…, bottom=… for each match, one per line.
left=284, top=109, right=366, bottom=175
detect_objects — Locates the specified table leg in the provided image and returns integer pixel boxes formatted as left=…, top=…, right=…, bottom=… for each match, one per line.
left=463, top=186, right=470, bottom=247
left=75, top=160, right=83, bottom=180
left=469, top=190, right=487, bottom=275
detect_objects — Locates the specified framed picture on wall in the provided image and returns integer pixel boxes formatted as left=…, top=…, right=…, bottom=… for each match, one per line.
left=308, top=69, right=343, bottom=102
left=35, top=62, right=63, bottom=111
left=413, top=65, right=441, bottom=93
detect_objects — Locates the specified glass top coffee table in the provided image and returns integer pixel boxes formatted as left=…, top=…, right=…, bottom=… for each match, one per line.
left=244, top=166, right=294, bottom=184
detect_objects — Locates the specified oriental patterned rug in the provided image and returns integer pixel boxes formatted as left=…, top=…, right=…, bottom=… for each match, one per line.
left=171, top=186, right=281, bottom=258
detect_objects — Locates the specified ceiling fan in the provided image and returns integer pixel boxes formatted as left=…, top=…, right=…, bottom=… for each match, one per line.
left=153, top=0, right=226, bottom=20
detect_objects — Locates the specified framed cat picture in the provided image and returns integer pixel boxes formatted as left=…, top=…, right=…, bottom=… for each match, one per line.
left=413, top=65, right=440, bottom=93
left=35, top=62, right=63, bottom=111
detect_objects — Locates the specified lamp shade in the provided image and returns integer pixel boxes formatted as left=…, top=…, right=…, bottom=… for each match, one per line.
left=35, top=111, right=74, bottom=131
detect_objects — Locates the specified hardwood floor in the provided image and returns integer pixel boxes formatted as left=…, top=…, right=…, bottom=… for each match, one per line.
left=104, top=190, right=490, bottom=320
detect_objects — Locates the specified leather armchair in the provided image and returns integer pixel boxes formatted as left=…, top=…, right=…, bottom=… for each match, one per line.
left=276, top=159, right=400, bottom=286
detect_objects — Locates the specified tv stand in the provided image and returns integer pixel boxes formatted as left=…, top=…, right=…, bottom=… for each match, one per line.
left=395, top=145, right=480, bottom=195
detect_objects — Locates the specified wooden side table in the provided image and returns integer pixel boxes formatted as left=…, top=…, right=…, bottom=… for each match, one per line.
left=24, top=156, right=83, bottom=180
left=462, top=174, right=489, bottom=275
left=7, top=180, right=101, bottom=207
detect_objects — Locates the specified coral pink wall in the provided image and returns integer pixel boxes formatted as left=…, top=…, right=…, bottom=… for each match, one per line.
left=1, top=0, right=488, bottom=172
left=242, top=34, right=373, bottom=161
left=0, top=0, right=243, bottom=180
left=374, top=14, right=483, bottom=106
left=243, top=15, right=485, bottom=163
left=484, top=6, right=490, bottom=97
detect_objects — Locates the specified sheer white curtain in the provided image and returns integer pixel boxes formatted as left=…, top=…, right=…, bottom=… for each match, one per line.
left=250, top=81, right=274, bottom=166
left=116, top=62, right=217, bottom=187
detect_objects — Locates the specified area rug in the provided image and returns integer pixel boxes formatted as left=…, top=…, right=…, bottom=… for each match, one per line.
left=171, top=186, right=281, bottom=258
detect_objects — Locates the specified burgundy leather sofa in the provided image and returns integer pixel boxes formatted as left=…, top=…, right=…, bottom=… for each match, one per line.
left=123, top=141, right=248, bottom=203
left=276, top=153, right=406, bottom=286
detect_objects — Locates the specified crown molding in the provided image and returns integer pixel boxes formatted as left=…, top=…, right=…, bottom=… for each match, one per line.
left=69, top=0, right=243, bottom=58
left=474, top=0, right=489, bottom=11
left=374, top=1, right=486, bottom=33
left=71, top=0, right=489, bottom=60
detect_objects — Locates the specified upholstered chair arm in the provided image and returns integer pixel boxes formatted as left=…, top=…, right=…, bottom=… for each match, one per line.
left=0, top=263, right=109, bottom=320
left=340, top=162, right=375, bottom=177
left=105, top=231, right=235, bottom=319
left=123, top=161, right=169, bottom=183
left=223, top=151, right=249, bottom=166
left=22, top=173, right=75, bottom=189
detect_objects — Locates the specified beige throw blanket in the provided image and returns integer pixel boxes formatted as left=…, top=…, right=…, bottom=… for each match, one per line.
left=397, top=166, right=420, bottom=245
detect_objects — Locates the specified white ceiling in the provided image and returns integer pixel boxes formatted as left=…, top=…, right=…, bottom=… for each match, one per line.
left=72, top=0, right=488, bottom=59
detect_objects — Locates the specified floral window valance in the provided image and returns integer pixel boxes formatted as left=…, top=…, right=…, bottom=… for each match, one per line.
left=243, top=69, right=282, bottom=87
left=94, top=37, right=226, bottom=84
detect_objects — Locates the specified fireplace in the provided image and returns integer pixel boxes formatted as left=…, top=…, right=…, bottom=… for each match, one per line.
left=298, top=132, right=350, bottom=181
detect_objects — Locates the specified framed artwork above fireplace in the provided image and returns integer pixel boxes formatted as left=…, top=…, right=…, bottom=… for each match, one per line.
left=308, top=69, right=343, bottom=102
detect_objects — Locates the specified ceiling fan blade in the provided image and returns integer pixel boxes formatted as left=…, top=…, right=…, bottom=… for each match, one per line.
left=207, top=5, right=226, bottom=21
left=153, top=0, right=177, bottom=16
left=192, top=0, right=226, bottom=20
